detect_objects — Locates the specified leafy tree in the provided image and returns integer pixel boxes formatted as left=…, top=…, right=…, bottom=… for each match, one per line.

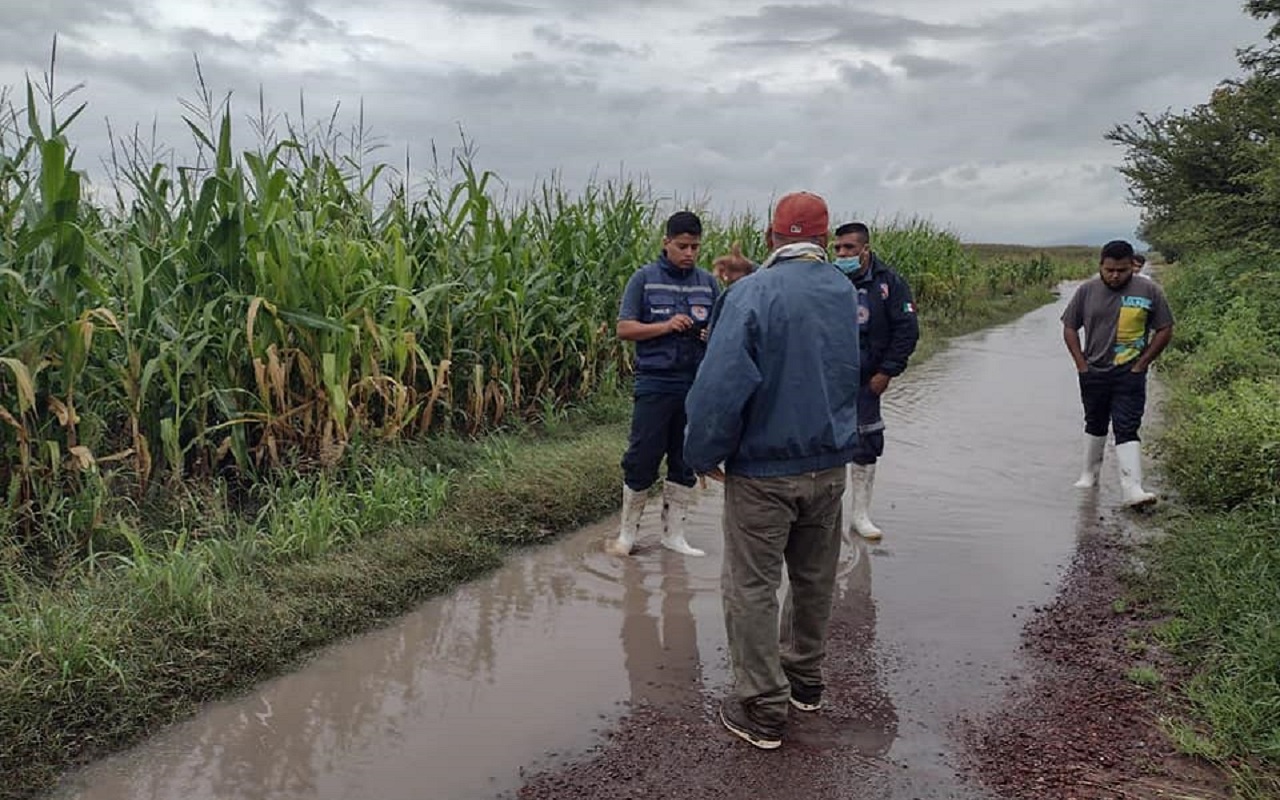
left=1107, top=2, right=1280, bottom=259
left=1241, top=0, right=1280, bottom=75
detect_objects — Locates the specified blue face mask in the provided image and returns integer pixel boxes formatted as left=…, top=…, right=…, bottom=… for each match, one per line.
left=834, top=257, right=861, bottom=275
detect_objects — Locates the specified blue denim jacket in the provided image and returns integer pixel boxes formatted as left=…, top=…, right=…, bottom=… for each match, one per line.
left=684, top=247, right=861, bottom=478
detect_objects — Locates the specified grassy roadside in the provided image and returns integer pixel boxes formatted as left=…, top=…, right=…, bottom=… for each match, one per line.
left=0, top=262, right=1090, bottom=800
left=1121, top=254, right=1280, bottom=799
left=1096, top=10, right=1279, bottom=793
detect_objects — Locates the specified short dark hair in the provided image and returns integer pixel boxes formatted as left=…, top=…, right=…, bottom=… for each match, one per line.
left=665, top=211, right=702, bottom=238
left=1100, top=239, right=1134, bottom=262
left=1132, top=252, right=1147, bottom=265
left=834, top=222, right=871, bottom=242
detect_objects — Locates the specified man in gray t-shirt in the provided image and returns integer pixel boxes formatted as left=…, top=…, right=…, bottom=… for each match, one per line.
left=1061, top=239, right=1174, bottom=507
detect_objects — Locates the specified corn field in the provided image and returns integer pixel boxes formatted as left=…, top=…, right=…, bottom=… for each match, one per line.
left=0, top=76, right=1077, bottom=570
left=872, top=218, right=1070, bottom=322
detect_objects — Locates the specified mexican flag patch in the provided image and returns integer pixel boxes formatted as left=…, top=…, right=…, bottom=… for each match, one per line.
left=904, top=301, right=916, bottom=314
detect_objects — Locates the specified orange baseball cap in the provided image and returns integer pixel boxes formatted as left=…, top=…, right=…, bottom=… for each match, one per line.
left=771, top=192, right=830, bottom=237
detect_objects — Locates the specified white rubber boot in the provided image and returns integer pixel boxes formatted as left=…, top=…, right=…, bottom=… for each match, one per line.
left=660, top=481, right=706, bottom=557
left=1115, top=441, right=1157, bottom=508
left=607, top=485, right=647, bottom=556
left=849, top=464, right=883, bottom=541
left=1073, top=434, right=1107, bottom=488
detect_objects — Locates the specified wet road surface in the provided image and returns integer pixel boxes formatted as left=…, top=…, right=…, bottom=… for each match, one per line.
left=46, top=287, right=1132, bottom=800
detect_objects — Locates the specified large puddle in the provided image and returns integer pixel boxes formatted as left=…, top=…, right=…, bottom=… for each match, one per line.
left=48, top=286, right=1123, bottom=799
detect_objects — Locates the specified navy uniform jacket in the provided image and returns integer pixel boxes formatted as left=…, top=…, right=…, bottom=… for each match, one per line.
left=618, top=254, right=720, bottom=395
left=850, top=254, right=919, bottom=380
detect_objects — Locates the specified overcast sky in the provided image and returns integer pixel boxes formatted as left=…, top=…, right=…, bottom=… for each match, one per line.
left=0, top=1, right=1269, bottom=245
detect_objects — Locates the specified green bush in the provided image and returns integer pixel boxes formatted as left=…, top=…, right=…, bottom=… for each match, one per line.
left=1176, top=298, right=1280, bottom=394
left=1160, top=247, right=1280, bottom=512
left=1163, top=378, right=1280, bottom=510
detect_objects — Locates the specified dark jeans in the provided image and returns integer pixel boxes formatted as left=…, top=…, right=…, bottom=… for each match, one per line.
left=850, top=383, right=884, bottom=466
left=1079, top=367, right=1147, bottom=444
left=621, top=392, right=696, bottom=490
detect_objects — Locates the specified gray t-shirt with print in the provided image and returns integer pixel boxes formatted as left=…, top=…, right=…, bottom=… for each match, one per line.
left=1061, top=276, right=1175, bottom=370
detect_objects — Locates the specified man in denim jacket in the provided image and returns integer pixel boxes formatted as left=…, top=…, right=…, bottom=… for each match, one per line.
left=684, top=192, right=861, bottom=749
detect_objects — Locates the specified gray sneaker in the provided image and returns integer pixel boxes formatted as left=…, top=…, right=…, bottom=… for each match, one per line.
left=720, top=698, right=783, bottom=750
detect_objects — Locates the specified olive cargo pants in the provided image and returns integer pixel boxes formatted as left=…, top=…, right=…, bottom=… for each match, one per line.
left=721, top=467, right=846, bottom=728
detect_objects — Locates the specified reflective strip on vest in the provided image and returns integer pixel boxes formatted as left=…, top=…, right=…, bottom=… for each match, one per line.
left=645, top=283, right=715, bottom=293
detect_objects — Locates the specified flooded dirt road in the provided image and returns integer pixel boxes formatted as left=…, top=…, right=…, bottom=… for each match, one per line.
left=47, top=287, right=1134, bottom=800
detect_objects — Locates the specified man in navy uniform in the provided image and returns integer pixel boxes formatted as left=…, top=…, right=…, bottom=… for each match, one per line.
left=830, top=222, right=919, bottom=541
left=609, top=211, right=721, bottom=557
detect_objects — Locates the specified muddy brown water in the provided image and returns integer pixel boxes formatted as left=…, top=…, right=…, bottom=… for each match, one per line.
left=47, top=286, right=1136, bottom=800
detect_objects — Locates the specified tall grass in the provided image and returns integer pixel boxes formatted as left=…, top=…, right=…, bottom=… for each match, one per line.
left=0, top=67, right=1076, bottom=577
left=0, top=72, right=729, bottom=572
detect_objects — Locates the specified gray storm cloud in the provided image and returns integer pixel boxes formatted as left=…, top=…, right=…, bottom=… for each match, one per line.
left=0, top=0, right=1268, bottom=244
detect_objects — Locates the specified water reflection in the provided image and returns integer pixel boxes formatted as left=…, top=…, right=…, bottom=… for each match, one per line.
left=49, top=489, right=736, bottom=800
left=49, top=520, right=647, bottom=800
left=620, top=553, right=705, bottom=715
left=780, top=531, right=899, bottom=756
